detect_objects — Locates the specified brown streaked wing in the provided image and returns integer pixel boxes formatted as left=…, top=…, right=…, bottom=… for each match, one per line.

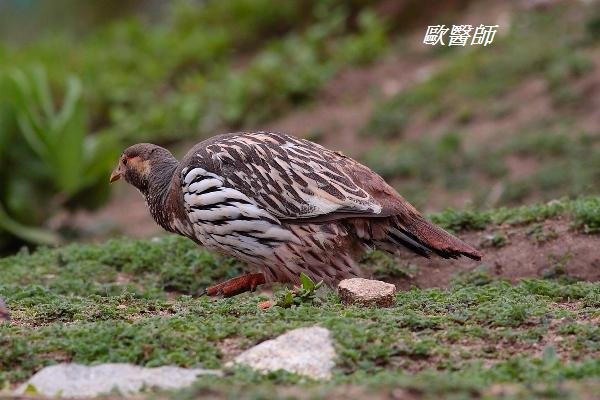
left=183, top=131, right=395, bottom=221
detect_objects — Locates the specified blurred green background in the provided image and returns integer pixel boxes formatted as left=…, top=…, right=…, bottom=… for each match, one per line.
left=0, top=0, right=598, bottom=253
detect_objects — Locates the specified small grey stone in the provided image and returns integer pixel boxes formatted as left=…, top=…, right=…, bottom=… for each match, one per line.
left=338, top=278, right=396, bottom=307
left=231, top=326, right=335, bottom=380
left=16, top=363, right=222, bottom=398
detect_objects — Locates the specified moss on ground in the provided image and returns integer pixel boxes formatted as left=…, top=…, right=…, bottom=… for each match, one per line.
left=430, top=196, right=600, bottom=233
left=0, top=197, right=599, bottom=399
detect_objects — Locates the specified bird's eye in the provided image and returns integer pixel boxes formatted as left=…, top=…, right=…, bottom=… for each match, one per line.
left=123, top=157, right=128, bottom=165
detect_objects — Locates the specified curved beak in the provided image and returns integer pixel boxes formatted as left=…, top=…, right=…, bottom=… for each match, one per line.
left=110, top=165, right=124, bottom=183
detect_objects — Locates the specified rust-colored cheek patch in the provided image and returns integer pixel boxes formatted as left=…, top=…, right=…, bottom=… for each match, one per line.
left=128, top=157, right=151, bottom=177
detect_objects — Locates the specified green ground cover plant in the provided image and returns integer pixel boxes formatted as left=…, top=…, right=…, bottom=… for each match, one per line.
left=2, top=1, right=389, bottom=144
left=1, top=197, right=598, bottom=398
left=362, top=129, right=600, bottom=209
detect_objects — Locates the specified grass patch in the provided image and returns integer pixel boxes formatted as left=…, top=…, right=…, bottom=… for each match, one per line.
left=362, top=128, right=600, bottom=208
left=1, top=272, right=599, bottom=396
left=363, top=5, right=592, bottom=139
left=430, top=196, right=599, bottom=233
left=571, top=197, right=600, bottom=233
left=2, top=1, right=390, bottom=144
left=360, top=3, right=600, bottom=211
left=362, top=131, right=507, bottom=190
left=0, top=199, right=599, bottom=397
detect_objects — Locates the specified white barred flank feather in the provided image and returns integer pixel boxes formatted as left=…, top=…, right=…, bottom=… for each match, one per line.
left=180, top=165, right=298, bottom=265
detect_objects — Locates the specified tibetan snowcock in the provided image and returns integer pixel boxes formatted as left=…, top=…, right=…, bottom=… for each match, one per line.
left=110, top=131, right=482, bottom=296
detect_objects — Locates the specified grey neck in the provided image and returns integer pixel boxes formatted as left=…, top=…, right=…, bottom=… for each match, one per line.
left=146, top=157, right=179, bottom=232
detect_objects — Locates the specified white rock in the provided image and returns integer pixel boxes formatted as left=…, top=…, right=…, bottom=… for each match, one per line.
left=16, top=363, right=222, bottom=398
left=231, top=326, right=335, bottom=380
left=338, top=278, right=396, bottom=307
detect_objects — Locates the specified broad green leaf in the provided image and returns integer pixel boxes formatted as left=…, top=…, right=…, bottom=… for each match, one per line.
left=299, top=272, right=315, bottom=291
left=283, top=291, right=293, bottom=306
left=32, top=66, right=55, bottom=121
left=0, top=66, right=115, bottom=248
left=0, top=203, right=59, bottom=245
left=16, top=112, right=49, bottom=163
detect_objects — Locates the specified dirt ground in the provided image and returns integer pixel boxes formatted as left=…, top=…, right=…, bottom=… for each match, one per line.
left=386, top=217, right=600, bottom=289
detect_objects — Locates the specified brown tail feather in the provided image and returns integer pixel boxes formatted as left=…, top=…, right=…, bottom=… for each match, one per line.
left=396, top=215, right=482, bottom=260
left=348, top=216, right=482, bottom=261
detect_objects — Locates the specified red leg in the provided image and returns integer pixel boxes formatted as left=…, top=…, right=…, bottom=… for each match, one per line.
left=201, top=273, right=266, bottom=298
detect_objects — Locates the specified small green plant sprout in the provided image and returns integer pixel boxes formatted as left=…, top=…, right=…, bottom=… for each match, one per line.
left=480, top=232, right=509, bottom=248
left=526, top=223, right=558, bottom=244
left=275, top=273, right=323, bottom=308
left=452, top=264, right=495, bottom=286
left=571, top=196, right=600, bottom=234
left=541, top=252, right=573, bottom=279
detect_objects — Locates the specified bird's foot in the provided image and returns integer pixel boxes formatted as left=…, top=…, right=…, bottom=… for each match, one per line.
left=200, top=273, right=266, bottom=298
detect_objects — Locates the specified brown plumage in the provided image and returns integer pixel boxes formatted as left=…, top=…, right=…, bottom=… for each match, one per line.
left=111, top=131, right=481, bottom=294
